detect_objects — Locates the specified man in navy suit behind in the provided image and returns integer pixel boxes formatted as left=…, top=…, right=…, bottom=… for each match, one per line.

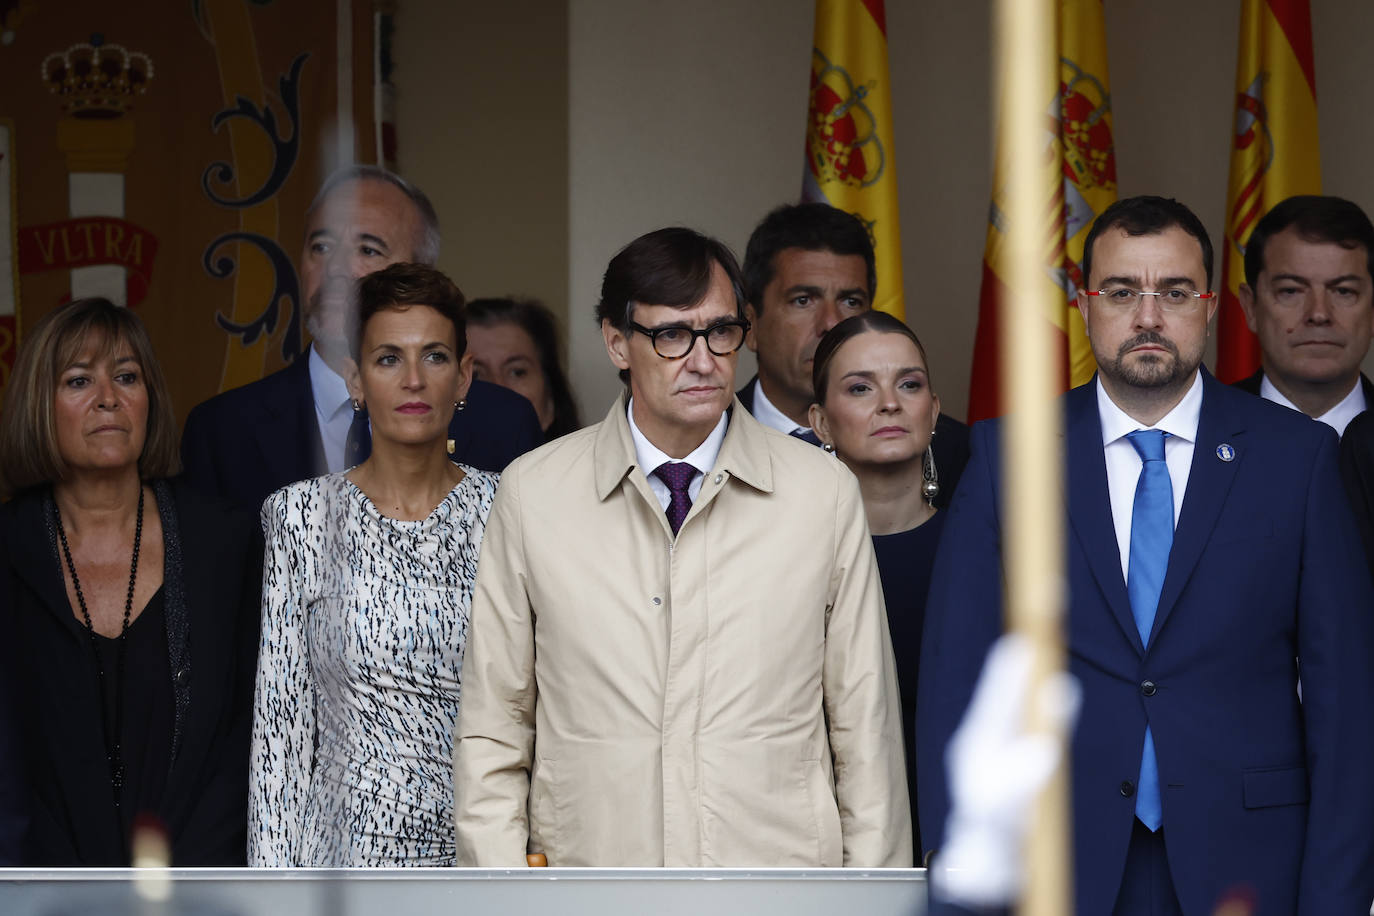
left=736, top=202, right=969, bottom=509
left=1233, top=195, right=1374, bottom=436
left=918, top=196, right=1374, bottom=914
left=182, top=166, right=541, bottom=510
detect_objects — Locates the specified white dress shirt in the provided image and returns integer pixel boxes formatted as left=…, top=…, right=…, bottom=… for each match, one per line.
left=750, top=379, right=815, bottom=439
left=627, top=399, right=728, bottom=511
left=309, top=346, right=354, bottom=473
left=1098, top=372, right=1202, bottom=582
left=1259, top=373, right=1366, bottom=438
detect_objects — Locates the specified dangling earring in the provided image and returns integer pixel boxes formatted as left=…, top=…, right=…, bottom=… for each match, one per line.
left=455, top=399, right=467, bottom=412
left=352, top=398, right=364, bottom=411
left=922, top=442, right=940, bottom=505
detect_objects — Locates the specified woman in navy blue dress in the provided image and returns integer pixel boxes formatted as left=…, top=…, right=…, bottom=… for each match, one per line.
left=809, top=311, right=946, bottom=855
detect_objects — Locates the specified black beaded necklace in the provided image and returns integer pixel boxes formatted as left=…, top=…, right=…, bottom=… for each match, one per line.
left=53, top=485, right=144, bottom=806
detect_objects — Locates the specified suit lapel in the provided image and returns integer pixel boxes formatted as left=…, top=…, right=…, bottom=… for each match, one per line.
left=1065, top=384, right=1141, bottom=653
left=161, top=491, right=218, bottom=803
left=254, top=355, right=326, bottom=484
left=1150, top=375, right=1243, bottom=644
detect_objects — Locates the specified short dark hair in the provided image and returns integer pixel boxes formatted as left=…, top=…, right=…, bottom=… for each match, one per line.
left=467, top=296, right=582, bottom=438
left=742, top=203, right=877, bottom=311
left=308, top=165, right=441, bottom=265
left=812, top=311, right=931, bottom=407
left=1082, top=195, right=1214, bottom=288
left=0, top=298, right=179, bottom=498
left=595, top=227, right=745, bottom=384
left=595, top=227, right=745, bottom=332
left=1243, top=195, right=1374, bottom=289
left=350, top=262, right=467, bottom=362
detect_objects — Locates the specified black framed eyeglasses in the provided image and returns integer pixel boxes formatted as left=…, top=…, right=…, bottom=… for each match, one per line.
left=627, top=319, right=751, bottom=359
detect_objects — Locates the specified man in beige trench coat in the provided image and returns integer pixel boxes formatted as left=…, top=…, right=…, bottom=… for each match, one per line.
left=453, top=226, right=912, bottom=867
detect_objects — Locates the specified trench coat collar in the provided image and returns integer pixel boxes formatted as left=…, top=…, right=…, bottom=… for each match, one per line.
left=593, top=391, right=775, bottom=501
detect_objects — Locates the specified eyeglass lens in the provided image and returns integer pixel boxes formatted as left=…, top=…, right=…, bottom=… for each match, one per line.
left=649, top=323, right=747, bottom=358
left=1098, top=287, right=1204, bottom=311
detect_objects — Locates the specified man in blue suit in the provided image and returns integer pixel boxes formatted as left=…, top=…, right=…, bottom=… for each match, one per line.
left=182, top=166, right=541, bottom=510
left=917, top=196, right=1374, bottom=915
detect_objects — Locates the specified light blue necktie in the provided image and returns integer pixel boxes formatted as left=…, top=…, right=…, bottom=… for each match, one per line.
left=1126, top=429, right=1171, bottom=832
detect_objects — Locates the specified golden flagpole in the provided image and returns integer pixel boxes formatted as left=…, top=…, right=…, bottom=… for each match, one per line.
left=995, top=0, right=1072, bottom=913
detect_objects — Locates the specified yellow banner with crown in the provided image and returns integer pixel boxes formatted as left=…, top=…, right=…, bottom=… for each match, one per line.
left=0, top=1, right=377, bottom=416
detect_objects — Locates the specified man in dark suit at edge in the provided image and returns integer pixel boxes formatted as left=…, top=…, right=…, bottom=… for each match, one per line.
left=737, top=202, right=969, bottom=509
left=918, top=196, right=1374, bottom=915
left=1231, top=196, right=1374, bottom=573
left=1233, top=195, right=1374, bottom=436
left=181, top=166, right=541, bottom=510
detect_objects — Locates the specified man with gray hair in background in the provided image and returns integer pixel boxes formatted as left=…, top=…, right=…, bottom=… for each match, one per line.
left=182, top=165, right=542, bottom=509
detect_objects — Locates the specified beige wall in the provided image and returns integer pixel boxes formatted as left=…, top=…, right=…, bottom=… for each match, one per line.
left=398, top=0, right=1374, bottom=425
left=392, top=0, right=569, bottom=333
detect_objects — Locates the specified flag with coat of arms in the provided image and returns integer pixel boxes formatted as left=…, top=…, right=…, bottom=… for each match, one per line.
left=967, top=0, right=1117, bottom=424
left=1215, top=0, right=1321, bottom=382
left=803, top=0, right=904, bottom=321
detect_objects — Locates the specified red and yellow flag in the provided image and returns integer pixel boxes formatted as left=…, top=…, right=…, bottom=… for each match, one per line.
left=967, top=0, right=1116, bottom=424
left=803, top=0, right=904, bottom=320
left=1216, top=0, right=1320, bottom=382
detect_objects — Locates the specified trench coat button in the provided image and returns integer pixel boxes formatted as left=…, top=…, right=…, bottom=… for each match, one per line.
left=1119, top=780, right=1135, bottom=797
left=713, top=474, right=723, bottom=484
left=1140, top=680, right=1157, bottom=697
left=652, top=597, right=661, bottom=606
left=174, top=667, right=190, bottom=686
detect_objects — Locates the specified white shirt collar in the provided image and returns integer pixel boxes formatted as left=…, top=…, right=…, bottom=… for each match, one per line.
left=1259, top=373, right=1366, bottom=437
left=308, top=345, right=352, bottom=420
left=626, top=398, right=728, bottom=477
left=751, top=378, right=811, bottom=436
left=1097, top=370, right=1203, bottom=447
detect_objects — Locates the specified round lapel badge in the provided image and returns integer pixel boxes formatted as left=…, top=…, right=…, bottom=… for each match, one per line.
left=1216, top=443, right=1236, bottom=462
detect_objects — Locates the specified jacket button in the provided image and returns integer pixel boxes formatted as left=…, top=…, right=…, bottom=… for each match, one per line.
left=1120, top=780, right=1135, bottom=797
left=651, top=597, right=661, bottom=606
left=174, top=667, right=190, bottom=686
left=1140, top=680, right=1157, bottom=697
left=713, top=474, right=723, bottom=484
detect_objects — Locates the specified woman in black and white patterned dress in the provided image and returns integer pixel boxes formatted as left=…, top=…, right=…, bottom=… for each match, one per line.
left=249, top=263, right=498, bottom=866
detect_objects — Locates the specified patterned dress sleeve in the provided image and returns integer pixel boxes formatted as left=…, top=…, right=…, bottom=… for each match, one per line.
left=248, top=485, right=317, bottom=866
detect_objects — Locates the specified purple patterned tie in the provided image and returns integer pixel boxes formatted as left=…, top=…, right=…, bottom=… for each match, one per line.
left=653, top=461, right=696, bottom=535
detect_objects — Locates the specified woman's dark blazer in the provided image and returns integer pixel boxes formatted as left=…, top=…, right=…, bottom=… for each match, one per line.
left=0, top=475, right=262, bottom=865
left=0, top=525, right=28, bottom=864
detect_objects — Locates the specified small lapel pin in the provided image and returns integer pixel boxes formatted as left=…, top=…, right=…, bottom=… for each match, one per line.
left=1216, top=443, right=1236, bottom=462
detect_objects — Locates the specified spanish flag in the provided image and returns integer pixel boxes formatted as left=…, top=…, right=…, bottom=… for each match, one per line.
left=1216, top=0, right=1320, bottom=382
left=803, top=0, right=904, bottom=320
left=967, top=0, right=1116, bottom=424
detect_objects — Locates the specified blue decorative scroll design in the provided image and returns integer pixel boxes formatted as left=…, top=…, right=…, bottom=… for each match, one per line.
left=203, top=232, right=302, bottom=362
left=201, top=52, right=308, bottom=208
